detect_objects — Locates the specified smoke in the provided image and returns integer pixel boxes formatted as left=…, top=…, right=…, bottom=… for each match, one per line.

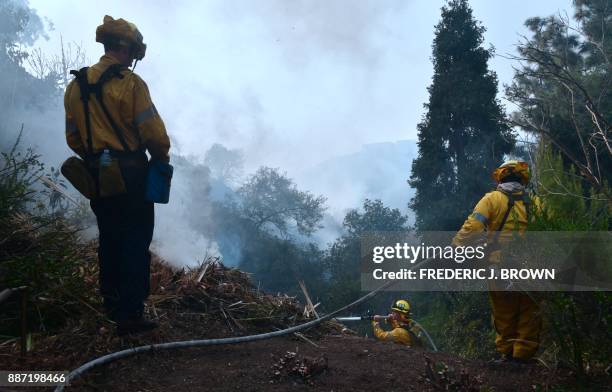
left=151, top=155, right=220, bottom=268
left=2, top=0, right=418, bottom=268
left=213, top=0, right=405, bottom=68
left=130, top=0, right=414, bottom=176
left=152, top=219, right=219, bottom=269
left=301, top=140, right=417, bottom=244
left=12, top=0, right=573, bottom=268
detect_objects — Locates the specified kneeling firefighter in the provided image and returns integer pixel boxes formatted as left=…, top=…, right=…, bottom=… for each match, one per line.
left=371, top=299, right=422, bottom=347
left=63, top=16, right=171, bottom=335
left=452, top=161, right=541, bottom=363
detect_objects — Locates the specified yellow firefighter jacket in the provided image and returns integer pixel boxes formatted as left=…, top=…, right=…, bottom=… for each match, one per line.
left=452, top=187, right=533, bottom=258
left=64, top=54, right=170, bottom=160
left=372, top=320, right=413, bottom=346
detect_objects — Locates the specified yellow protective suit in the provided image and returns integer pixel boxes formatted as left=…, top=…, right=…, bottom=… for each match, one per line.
left=452, top=190, right=529, bottom=252
left=372, top=319, right=413, bottom=346
left=64, top=54, right=170, bottom=161
left=452, top=188, right=542, bottom=361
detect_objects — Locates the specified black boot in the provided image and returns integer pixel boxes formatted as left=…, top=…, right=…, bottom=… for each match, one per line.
left=117, top=317, right=158, bottom=336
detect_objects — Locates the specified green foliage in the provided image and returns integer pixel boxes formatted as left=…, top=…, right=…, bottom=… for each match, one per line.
left=1, top=214, right=96, bottom=335
left=507, top=0, right=612, bottom=191
left=528, top=146, right=612, bottom=380
left=238, top=167, right=327, bottom=237
left=540, top=292, right=612, bottom=381
left=415, top=292, right=495, bottom=360
left=531, top=146, right=610, bottom=231
left=322, top=199, right=409, bottom=313
left=0, top=138, right=98, bottom=338
left=410, top=0, right=514, bottom=232
left=0, top=131, right=43, bottom=218
left=201, top=166, right=328, bottom=300
left=343, top=199, right=408, bottom=236
left=235, top=198, right=410, bottom=315
left=239, top=234, right=326, bottom=298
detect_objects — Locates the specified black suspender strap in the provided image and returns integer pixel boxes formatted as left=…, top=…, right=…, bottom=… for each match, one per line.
left=69, top=64, right=132, bottom=155
left=491, top=190, right=515, bottom=246
left=522, top=193, right=531, bottom=224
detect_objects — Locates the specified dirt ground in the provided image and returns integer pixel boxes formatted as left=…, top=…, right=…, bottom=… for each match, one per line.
left=2, top=260, right=606, bottom=391
left=71, top=334, right=571, bottom=392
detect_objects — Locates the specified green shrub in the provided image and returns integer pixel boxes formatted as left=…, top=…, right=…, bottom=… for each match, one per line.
left=532, top=147, right=611, bottom=380
left=0, top=135, right=98, bottom=340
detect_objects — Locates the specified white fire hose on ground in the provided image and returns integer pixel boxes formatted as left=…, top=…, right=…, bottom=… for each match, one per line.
left=56, top=258, right=439, bottom=391
left=55, top=279, right=397, bottom=391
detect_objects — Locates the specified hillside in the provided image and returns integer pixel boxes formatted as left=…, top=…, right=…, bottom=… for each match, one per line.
left=77, top=335, right=563, bottom=392
left=0, top=252, right=580, bottom=392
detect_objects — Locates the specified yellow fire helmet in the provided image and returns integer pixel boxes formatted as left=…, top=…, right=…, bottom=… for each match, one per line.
left=391, top=299, right=411, bottom=315
left=96, top=15, right=147, bottom=60
left=492, top=160, right=530, bottom=185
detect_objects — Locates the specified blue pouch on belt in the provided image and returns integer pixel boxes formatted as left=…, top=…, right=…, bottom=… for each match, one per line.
left=145, top=160, right=173, bottom=204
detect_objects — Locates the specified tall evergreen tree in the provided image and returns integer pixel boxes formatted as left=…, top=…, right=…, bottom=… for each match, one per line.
left=410, top=0, right=515, bottom=231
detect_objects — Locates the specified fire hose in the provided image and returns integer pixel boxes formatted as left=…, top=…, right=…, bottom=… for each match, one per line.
left=56, top=258, right=438, bottom=391
left=55, top=279, right=397, bottom=391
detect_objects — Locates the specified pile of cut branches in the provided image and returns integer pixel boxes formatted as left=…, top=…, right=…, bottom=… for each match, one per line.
left=149, top=257, right=308, bottom=333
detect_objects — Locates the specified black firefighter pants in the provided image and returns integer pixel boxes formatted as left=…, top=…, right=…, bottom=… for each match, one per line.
left=90, top=166, right=154, bottom=322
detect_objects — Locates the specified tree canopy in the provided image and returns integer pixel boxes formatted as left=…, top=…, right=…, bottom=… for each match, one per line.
left=238, top=167, right=326, bottom=238
left=410, top=0, right=515, bottom=231
left=506, top=0, right=612, bottom=198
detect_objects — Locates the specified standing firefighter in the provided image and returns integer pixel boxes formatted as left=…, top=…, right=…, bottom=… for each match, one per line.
left=371, top=299, right=419, bottom=346
left=452, top=161, right=541, bottom=363
left=63, top=16, right=170, bottom=335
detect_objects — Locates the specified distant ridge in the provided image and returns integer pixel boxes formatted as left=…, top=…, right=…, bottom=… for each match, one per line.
left=297, top=140, right=418, bottom=217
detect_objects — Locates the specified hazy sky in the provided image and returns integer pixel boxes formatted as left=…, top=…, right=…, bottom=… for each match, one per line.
left=29, top=0, right=572, bottom=174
